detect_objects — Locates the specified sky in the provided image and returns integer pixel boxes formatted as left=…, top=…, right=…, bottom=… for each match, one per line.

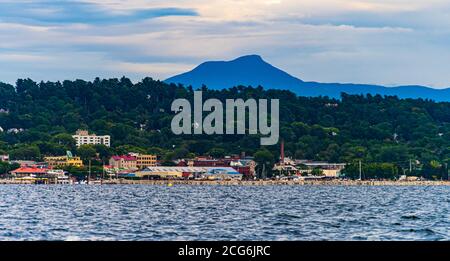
left=1, top=0, right=450, bottom=88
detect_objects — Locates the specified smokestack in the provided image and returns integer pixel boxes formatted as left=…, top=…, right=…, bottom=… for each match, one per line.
left=280, top=139, right=285, bottom=164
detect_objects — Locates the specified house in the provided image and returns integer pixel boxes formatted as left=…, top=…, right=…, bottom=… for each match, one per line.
left=295, top=160, right=346, bottom=177
left=228, top=158, right=256, bottom=177
left=109, top=155, right=137, bottom=170
left=73, top=129, right=110, bottom=147
left=0, top=155, right=9, bottom=162
left=10, top=166, right=48, bottom=178
left=273, top=163, right=299, bottom=176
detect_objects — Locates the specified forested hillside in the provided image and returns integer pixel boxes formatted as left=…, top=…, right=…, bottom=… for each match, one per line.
left=1, top=77, right=450, bottom=179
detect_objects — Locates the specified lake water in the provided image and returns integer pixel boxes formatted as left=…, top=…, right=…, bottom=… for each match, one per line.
left=0, top=185, right=449, bottom=241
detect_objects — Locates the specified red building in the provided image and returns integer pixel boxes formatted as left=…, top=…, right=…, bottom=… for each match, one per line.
left=10, top=166, right=48, bottom=177
left=177, top=156, right=256, bottom=179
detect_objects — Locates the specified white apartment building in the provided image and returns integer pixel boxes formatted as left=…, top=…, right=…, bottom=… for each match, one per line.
left=72, top=130, right=111, bottom=147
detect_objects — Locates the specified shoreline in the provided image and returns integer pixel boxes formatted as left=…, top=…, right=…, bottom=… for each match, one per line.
left=1, top=179, right=449, bottom=186
left=102, top=179, right=450, bottom=186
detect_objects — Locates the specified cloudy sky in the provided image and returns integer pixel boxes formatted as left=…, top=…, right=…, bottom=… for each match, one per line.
left=1, top=0, right=450, bottom=88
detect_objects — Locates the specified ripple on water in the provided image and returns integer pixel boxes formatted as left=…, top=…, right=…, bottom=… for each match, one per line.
left=0, top=185, right=448, bottom=240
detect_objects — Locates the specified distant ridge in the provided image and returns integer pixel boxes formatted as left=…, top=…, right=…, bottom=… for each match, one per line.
left=165, top=55, right=450, bottom=101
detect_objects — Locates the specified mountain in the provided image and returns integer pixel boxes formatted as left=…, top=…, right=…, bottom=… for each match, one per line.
left=165, top=55, right=450, bottom=101
left=166, top=55, right=303, bottom=90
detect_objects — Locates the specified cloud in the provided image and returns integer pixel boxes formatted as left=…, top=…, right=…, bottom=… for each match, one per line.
left=0, top=1, right=198, bottom=25
left=1, top=0, right=450, bottom=88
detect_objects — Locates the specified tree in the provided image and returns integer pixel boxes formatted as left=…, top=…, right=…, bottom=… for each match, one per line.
left=343, top=162, right=398, bottom=180
left=9, top=145, right=41, bottom=160
left=0, top=161, right=19, bottom=175
left=311, top=168, right=324, bottom=176
left=77, top=145, right=97, bottom=162
left=52, top=133, right=76, bottom=148
left=208, top=148, right=225, bottom=159
left=93, top=144, right=112, bottom=161
left=115, top=145, right=147, bottom=155
left=254, top=149, right=275, bottom=179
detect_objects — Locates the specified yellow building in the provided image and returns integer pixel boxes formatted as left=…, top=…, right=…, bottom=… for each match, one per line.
left=44, top=156, right=83, bottom=168
left=134, top=167, right=187, bottom=179
left=136, top=154, right=157, bottom=169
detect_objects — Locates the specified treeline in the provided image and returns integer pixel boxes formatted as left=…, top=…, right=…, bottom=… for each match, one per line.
left=1, top=77, right=450, bottom=179
left=343, top=160, right=448, bottom=180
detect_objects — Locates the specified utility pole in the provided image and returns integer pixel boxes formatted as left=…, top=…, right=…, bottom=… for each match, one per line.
left=101, top=160, right=105, bottom=184
left=409, top=159, right=412, bottom=174
left=262, top=163, right=266, bottom=180
left=88, top=159, right=91, bottom=184
left=359, top=160, right=362, bottom=180
left=445, top=163, right=449, bottom=181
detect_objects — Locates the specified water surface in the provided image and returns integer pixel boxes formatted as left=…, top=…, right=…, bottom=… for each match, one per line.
left=0, top=185, right=448, bottom=240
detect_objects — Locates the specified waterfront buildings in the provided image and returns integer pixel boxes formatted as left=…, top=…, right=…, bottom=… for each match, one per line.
left=8, top=166, right=71, bottom=184
left=272, top=163, right=299, bottom=176
left=73, top=129, right=110, bottom=147
left=177, top=156, right=256, bottom=178
left=297, top=161, right=346, bottom=177
left=273, top=159, right=346, bottom=177
left=135, top=154, right=157, bottom=169
left=44, top=154, right=83, bottom=168
left=133, top=166, right=243, bottom=180
left=109, top=154, right=157, bottom=170
left=203, top=167, right=243, bottom=180
left=273, top=141, right=346, bottom=178
left=133, top=167, right=184, bottom=179
left=10, top=166, right=47, bottom=177
left=109, top=155, right=137, bottom=170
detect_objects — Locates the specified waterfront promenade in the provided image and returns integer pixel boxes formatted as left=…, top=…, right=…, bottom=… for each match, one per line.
left=2, top=179, right=447, bottom=186
left=101, top=179, right=450, bottom=186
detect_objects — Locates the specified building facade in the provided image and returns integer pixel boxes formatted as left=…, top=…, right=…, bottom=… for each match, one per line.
left=136, top=154, right=157, bottom=169
left=10, top=166, right=48, bottom=177
left=73, top=130, right=111, bottom=147
left=177, top=156, right=256, bottom=178
left=44, top=156, right=83, bottom=168
left=134, top=166, right=242, bottom=180
left=109, top=155, right=137, bottom=170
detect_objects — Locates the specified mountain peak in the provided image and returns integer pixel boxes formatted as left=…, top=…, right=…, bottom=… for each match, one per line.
left=199, top=54, right=265, bottom=67
left=165, top=55, right=303, bottom=90
left=232, top=54, right=264, bottom=62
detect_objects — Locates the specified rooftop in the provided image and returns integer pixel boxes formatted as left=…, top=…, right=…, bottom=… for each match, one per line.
left=11, top=167, right=48, bottom=174
left=112, top=155, right=137, bottom=161
left=138, top=166, right=241, bottom=175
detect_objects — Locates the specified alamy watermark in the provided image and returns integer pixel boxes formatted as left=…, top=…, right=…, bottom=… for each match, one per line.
left=171, top=91, right=279, bottom=145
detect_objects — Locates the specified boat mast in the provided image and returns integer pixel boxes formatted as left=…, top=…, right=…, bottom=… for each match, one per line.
left=88, top=159, right=91, bottom=184
left=359, top=160, right=362, bottom=180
